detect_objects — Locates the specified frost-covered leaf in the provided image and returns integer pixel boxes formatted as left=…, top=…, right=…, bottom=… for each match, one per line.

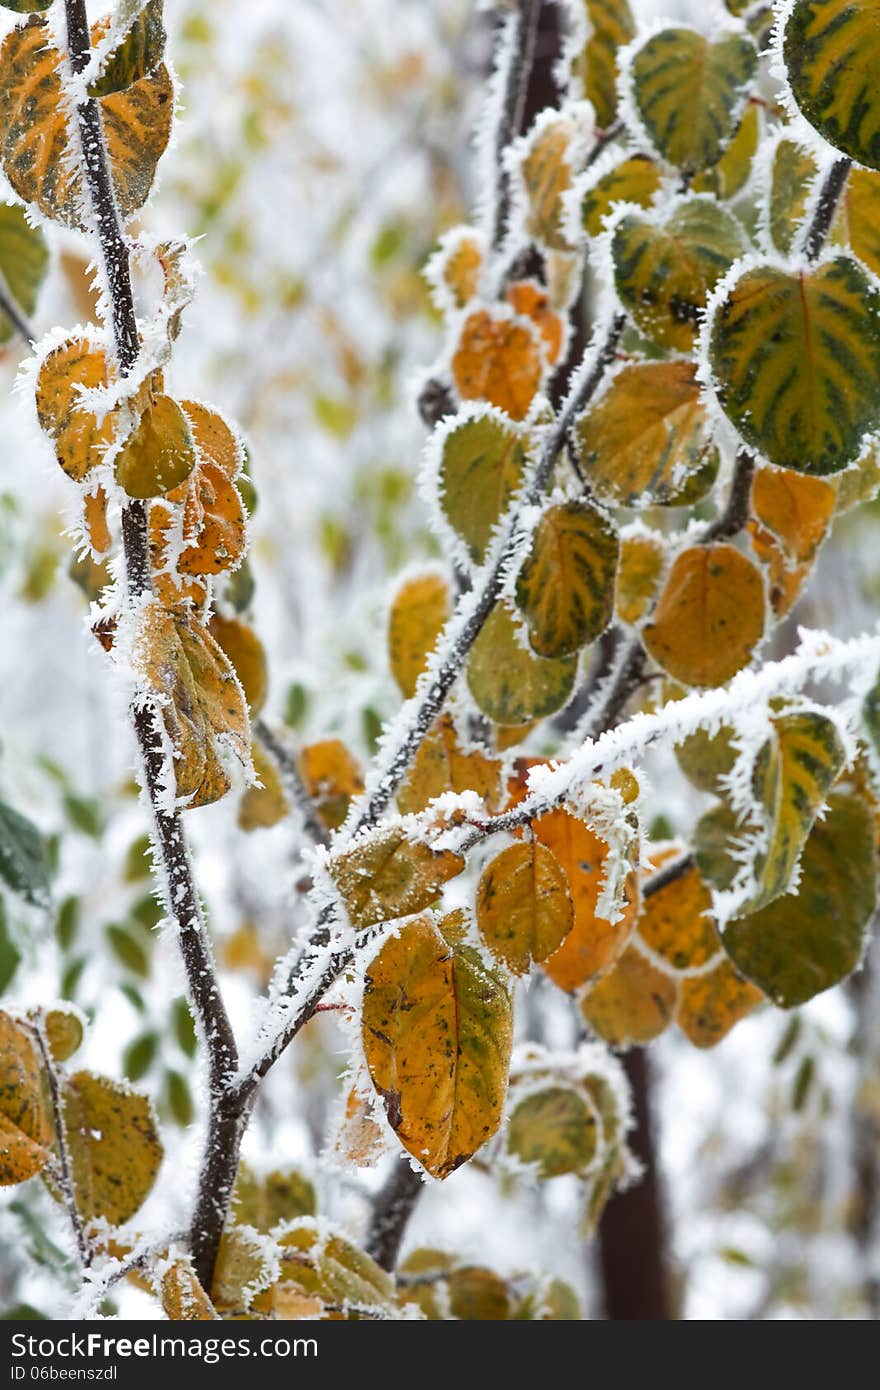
left=692, top=103, right=760, bottom=199
left=638, top=858, right=718, bottom=972
left=476, top=841, right=573, bottom=976
left=207, top=615, right=267, bottom=717
left=211, top=1224, right=279, bottom=1313
left=612, top=198, right=745, bottom=351
left=693, top=799, right=743, bottom=891
left=615, top=531, right=664, bottom=626
left=132, top=605, right=250, bottom=810
left=329, top=830, right=463, bottom=929
left=676, top=724, right=736, bottom=795
left=747, top=712, right=846, bottom=912
left=388, top=571, right=449, bottom=696
left=83, top=487, right=111, bottom=558
left=628, top=27, right=757, bottom=173
left=580, top=946, right=677, bottom=1046
left=232, top=1163, right=316, bottom=1233
left=0, top=202, right=46, bottom=345
left=519, top=116, right=578, bottom=253
left=643, top=543, right=765, bottom=687
left=751, top=467, right=835, bottom=564
left=507, top=1085, right=598, bottom=1179
left=709, top=257, right=880, bottom=475
left=397, top=715, right=501, bottom=817
left=362, top=914, right=512, bottom=1177
left=574, top=362, right=718, bottom=508
left=841, top=168, right=880, bottom=277
left=431, top=228, right=482, bottom=309
left=0, top=18, right=173, bottom=227
left=506, top=282, right=564, bottom=366
left=63, top=1070, right=162, bottom=1224
left=0, top=801, right=50, bottom=906
left=88, top=0, right=166, bottom=99
left=0, top=1010, right=51, bottom=1186
left=467, top=602, right=576, bottom=725
left=784, top=0, right=880, bottom=169
left=149, top=400, right=246, bottom=582
left=768, top=139, right=818, bottom=256
left=269, top=1220, right=395, bottom=1316
left=35, top=336, right=115, bottom=483
left=570, top=0, right=635, bottom=128
left=583, top=155, right=662, bottom=239
left=451, top=310, right=543, bottom=421
left=160, top=1259, right=219, bottom=1320
left=515, top=500, right=619, bottom=659
left=438, top=414, right=527, bottom=564
left=115, top=395, right=197, bottom=500
left=296, top=738, right=363, bottom=831
left=724, top=792, right=877, bottom=1007
left=677, top=960, right=763, bottom=1048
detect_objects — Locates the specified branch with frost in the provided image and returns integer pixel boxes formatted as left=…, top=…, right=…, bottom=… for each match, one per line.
left=365, top=1162, right=426, bottom=1273
left=489, top=0, right=542, bottom=252
left=253, top=718, right=329, bottom=849
left=802, top=157, right=852, bottom=263
left=61, top=0, right=238, bottom=1288
left=29, top=1015, right=91, bottom=1270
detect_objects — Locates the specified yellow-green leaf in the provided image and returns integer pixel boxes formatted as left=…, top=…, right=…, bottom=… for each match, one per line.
left=231, top=1162, right=316, bottom=1233
left=628, top=27, right=757, bottom=173
left=709, top=256, right=880, bottom=475
left=329, top=829, right=464, bottom=929
left=581, top=946, right=677, bottom=1046
left=723, top=792, right=877, bottom=1007
left=41, top=1007, right=83, bottom=1063
left=643, top=543, right=765, bottom=687
left=270, top=1221, right=395, bottom=1316
left=515, top=501, right=618, bottom=659
left=467, top=601, right=576, bottom=725
left=0, top=202, right=46, bottom=344
left=507, top=1085, right=598, bottom=1178
left=63, top=1070, right=162, bottom=1225
left=692, top=102, right=760, bottom=199
left=362, top=914, right=512, bottom=1177
left=570, top=0, right=635, bottom=129
left=0, top=1010, right=51, bottom=1186
left=676, top=724, right=736, bottom=795
left=612, top=198, right=745, bottom=351
left=115, top=395, right=197, bottom=499
left=840, top=167, right=880, bottom=277
left=784, top=0, right=880, bottom=169
left=476, top=841, right=573, bottom=976
left=397, top=714, right=502, bottom=817
left=581, top=155, right=662, bottom=237
left=520, top=116, right=577, bottom=253
left=388, top=571, right=449, bottom=696
left=637, top=858, right=718, bottom=972
left=746, top=711, right=846, bottom=912
left=574, top=361, right=718, bottom=508
left=768, top=139, right=818, bottom=256
left=88, top=0, right=166, bottom=99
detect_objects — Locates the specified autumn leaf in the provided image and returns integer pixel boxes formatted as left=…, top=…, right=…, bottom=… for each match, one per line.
left=438, top=413, right=527, bottom=564
left=388, top=571, right=449, bottom=697
left=452, top=310, right=543, bottom=421
left=515, top=501, right=619, bottom=659
left=35, top=336, right=115, bottom=482
left=507, top=1085, right=598, bottom=1179
left=581, top=946, right=677, bottom=1047
left=643, top=543, right=765, bottom=688
left=467, top=601, right=576, bottom=725
left=0, top=1010, right=51, bottom=1186
left=329, top=829, right=464, bottom=928
left=397, top=715, right=501, bottom=817
left=784, top=0, right=880, bottom=169
left=63, top=1070, right=162, bottom=1225
left=476, top=841, right=573, bottom=976
left=299, top=738, right=364, bottom=830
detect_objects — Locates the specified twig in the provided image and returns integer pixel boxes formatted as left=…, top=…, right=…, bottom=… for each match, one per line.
left=491, top=0, right=542, bottom=251
left=586, top=117, right=623, bottom=168
left=365, top=1161, right=425, bottom=1272
left=642, top=852, right=695, bottom=900
left=802, top=157, right=851, bottom=263
left=30, top=1016, right=91, bottom=1269
left=253, top=718, right=329, bottom=848
left=699, top=451, right=755, bottom=545
left=0, top=274, right=35, bottom=346
left=62, top=0, right=238, bottom=1289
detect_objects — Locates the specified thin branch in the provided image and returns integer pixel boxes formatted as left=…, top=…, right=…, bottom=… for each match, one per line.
left=253, top=718, right=329, bottom=848
left=699, top=450, right=755, bottom=545
left=365, top=1161, right=425, bottom=1272
left=62, top=0, right=238, bottom=1289
left=586, top=117, right=624, bottom=168
left=803, top=157, right=851, bottom=263
left=0, top=273, right=35, bottom=346
left=30, top=1017, right=91, bottom=1269
left=491, top=0, right=542, bottom=251
left=642, top=852, right=695, bottom=900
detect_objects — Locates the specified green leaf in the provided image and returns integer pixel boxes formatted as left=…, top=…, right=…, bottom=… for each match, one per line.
left=62, top=793, right=103, bottom=839
left=0, top=202, right=47, bottom=344
left=581, top=155, right=662, bottom=238
left=571, top=0, right=635, bottom=129
left=123, top=834, right=153, bottom=883
left=438, top=413, right=526, bottom=563
left=105, top=923, right=151, bottom=978
left=723, top=792, right=877, bottom=1007
left=0, top=902, right=21, bottom=993
left=768, top=139, right=818, bottom=257
left=628, top=27, right=757, bottom=173
left=467, top=601, right=576, bottom=725
left=676, top=725, right=736, bottom=795
left=64, top=1071, right=163, bottom=1225
left=55, top=897, right=80, bottom=953
left=60, top=957, right=85, bottom=1002
left=164, top=1068, right=194, bottom=1126
left=692, top=800, right=742, bottom=891
left=123, top=1031, right=159, bottom=1082
left=171, top=997, right=197, bottom=1058
left=784, top=0, right=880, bottom=170
left=0, top=3, right=54, bottom=11
left=507, top=1085, right=598, bottom=1179
left=709, top=256, right=880, bottom=475
left=574, top=361, right=718, bottom=507
left=88, top=0, right=166, bottom=99
left=746, top=712, right=846, bottom=912
left=515, top=501, right=619, bottom=658
left=612, top=197, right=746, bottom=351
left=0, top=801, right=50, bottom=906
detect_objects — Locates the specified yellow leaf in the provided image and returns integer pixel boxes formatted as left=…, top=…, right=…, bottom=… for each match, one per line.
left=362, top=914, right=512, bottom=1177
left=0, top=18, right=173, bottom=226
left=207, top=615, right=268, bottom=716
left=677, top=961, right=763, bottom=1049
left=397, top=714, right=501, bottom=817
left=751, top=467, right=835, bottom=565
left=580, top=946, right=678, bottom=1046
left=637, top=858, right=718, bottom=971
left=515, top=501, right=619, bottom=659
left=161, top=1259, right=219, bottom=1321
left=452, top=310, right=543, bottom=421
left=41, top=1007, right=84, bottom=1063
left=447, top=1266, right=512, bottom=1321
left=570, top=0, right=635, bottom=129
left=476, top=841, right=573, bottom=976
left=615, top=531, right=664, bottom=627
left=299, top=738, right=365, bottom=831
left=35, top=335, right=115, bottom=482
left=432, top=229, right=482, bottom=309
left=0, top=1011, right=51, bottom=1186
left=520, top=117, right=577, bottom=252
left=334, top=1089, right=386, bottom=1169
left=63, top=1070, right=162, bottom=1225
left=841, top=167, right=880, bottom=277
left=388, top=571, right=449, bottom=698
left=643, top=543, right=765, bottom=688
left=768, top=138, right=818, bottom=256
left=212, top=1225, right=278, bottom=1314
left=83, top=487, right=111, bottom=558
left=270, top=1221, right=395, bottom=1315
left=115, top=394, right=197, bottom=500
left=330, top=830, right=464, bottom=929
left=692, top=102, right=760, bottom=199
left=238, top=740, right=288, bottom=831
left=581, top=155, right=661, bottom=237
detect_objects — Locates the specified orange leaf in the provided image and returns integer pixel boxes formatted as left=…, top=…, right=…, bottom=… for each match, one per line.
left=643, top=543, right=765, bottom=687
left=388, top=572, right=449, bottom=699
left=299, top=738, right=364, bottom=831
left=751, top=466, right=835, bottom=564
left=580, top=946, right=678, bottom=1046
left=677, top=960, right=763, bottom=1049
left=397, top=714, right=502, bottom=816
left=452, top=310, right=543, bottom=421
left=505, top=281, right=564, bottom=365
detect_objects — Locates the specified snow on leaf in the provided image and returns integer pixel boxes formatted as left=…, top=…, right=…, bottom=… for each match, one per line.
left=783, top=0, right=880, bottom=170
left=329, top=828, right=464, bottom=929
left=515, top=499, right=619, bottom=659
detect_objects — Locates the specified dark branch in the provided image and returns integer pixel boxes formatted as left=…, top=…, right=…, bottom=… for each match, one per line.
left=642, top=852, right=695, bottom=900
left=0, top=279, right=35, bottom=346
left=31, top=1016, right=91, bottom=1269
left=491, top=0, right=542, bottom=251
left=803, top=157, right=851, bottom=263
left=699, top=450, right=755, bottom=545
left=254, top=717, right=330, bottom=848
left=365, top=1161, right=426, bottom=1272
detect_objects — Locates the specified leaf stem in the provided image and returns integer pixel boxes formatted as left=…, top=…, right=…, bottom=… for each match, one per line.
left=30, top=1016, right=91, bottom=1269
left=0, top=272, right=35, bottom=346
left=62, top=0, right=238, bottom=1289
